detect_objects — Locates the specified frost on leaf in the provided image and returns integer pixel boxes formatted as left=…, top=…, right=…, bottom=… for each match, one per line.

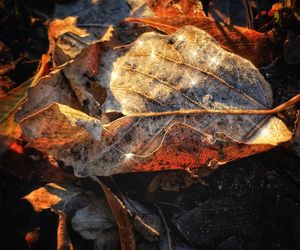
left=21, top=26, right=292, bottom=177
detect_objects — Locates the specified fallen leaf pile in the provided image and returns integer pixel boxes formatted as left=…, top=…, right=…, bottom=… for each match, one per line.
left=1, top=0, right=300, bottom=249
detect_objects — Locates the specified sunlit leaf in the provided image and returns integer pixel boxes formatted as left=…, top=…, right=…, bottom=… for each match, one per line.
left=0, top=55, right=49, bottom=154
left=125, top=16, right=278, bottom=67
left=20, top=26, right=293, bottom=177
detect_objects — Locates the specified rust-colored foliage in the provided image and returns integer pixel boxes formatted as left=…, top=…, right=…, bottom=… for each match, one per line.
left=147, top=0, right=205, bottom=17
left=125, top=16, right=278, bottom=67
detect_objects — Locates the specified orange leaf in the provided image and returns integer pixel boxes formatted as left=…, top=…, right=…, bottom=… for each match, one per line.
left=48, top=16, right=89, bottom=55
left=23, top=183, right=64, bottom=212
left=147, top=0, right=205, bottom=17
left=268, top=3, right=283, bottom=16
left=125, top=16, right=278, bottom=67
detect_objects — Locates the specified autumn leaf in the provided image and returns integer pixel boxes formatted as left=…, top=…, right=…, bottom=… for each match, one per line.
left=0, top=55, right=49, bottom=154
left=48, top=17, right=89, bottom=41
left=20, top=26, right=295, bottom=177
left=146, top=0, right=205, bottom=17
left=97, top=179, right=136, bottom=250
left=24, top=183, right=119, bottom=248
left=16, top=43, right=103, bottom=122
left=50, top=0, right=129, bottom=65
left=48, top=16, right=89, bottom=59
left=23, top=183, right=63, bottom=212
left=0, top=79, right=31, bottom=142
left=268, top=3, right=283, bottom=16
left=125, top=16, right=278, bottom=67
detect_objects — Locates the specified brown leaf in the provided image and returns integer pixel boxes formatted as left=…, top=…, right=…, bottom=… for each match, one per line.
left=51, top=0, right=129, bottom=65
left=20, top=26, right=294, bottom=177
left=71, top=199, right=117, bottom=241
left=24, top=182, right=119, bottom=248
left=48, top=16, right=89, bottom=59
left=146, top=0, right=205, bottom=17
left=97, top=179, right=136, bottom=250
left=125, top=16, right=278, bottom=67
left=16, top=43, right=102, bottom=122
left=0, top=54, right=49, bottom=154
left=15, top=70, right=80, bottom=123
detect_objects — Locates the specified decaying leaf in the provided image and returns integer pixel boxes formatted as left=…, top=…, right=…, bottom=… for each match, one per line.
left=0, top=79, right=31, bottom=154
left=16, top=43, right=103, bottom=122
left=97, top=179, right=136, bottom=250
left=71, top=200, right=118, bottom=241
left=125, top=16, right=278, bottom=67
left=0, top=54, right=49, bottom=154
left=23, top=183, right=63, bottom=212
left=20, top=26, right=293, bottom=177
left=15, top=69, right=79, bottom=122
left=24, top=183, right=119, bottom=247
left=122, top=196, right=163, bottom=242
left=146, top=0, right=204, bottom=17
left=48, top=16, right=89, bottom=58
left=51, top=0, right=129, bottom=64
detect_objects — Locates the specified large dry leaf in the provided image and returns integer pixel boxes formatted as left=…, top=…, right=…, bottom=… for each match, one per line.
left=125, top=16, right=278, bottom=67
left=20, top=26, right=292, bottom=177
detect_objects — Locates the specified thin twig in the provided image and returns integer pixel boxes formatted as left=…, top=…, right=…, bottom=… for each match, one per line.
left=126, top=93, right=300, bottom=118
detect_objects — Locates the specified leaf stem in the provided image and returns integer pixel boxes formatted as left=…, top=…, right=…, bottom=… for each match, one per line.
left=127, top=93, right=300, bottom=117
